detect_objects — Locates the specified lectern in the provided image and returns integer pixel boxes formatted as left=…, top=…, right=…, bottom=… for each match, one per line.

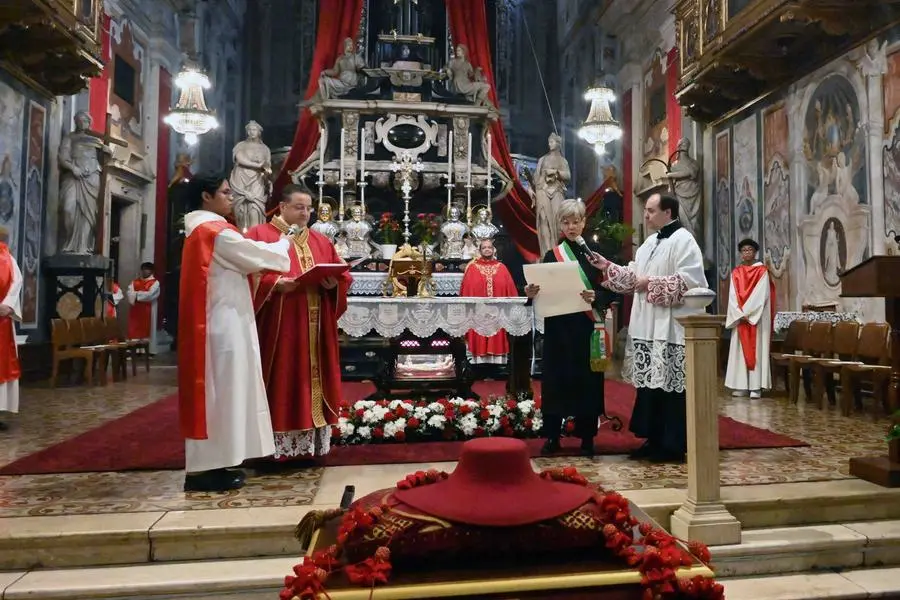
left=840, top=256, right=900, bottom=487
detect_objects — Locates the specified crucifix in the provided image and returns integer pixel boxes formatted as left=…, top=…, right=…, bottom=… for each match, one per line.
left=86, top=112, right=127, bottom=256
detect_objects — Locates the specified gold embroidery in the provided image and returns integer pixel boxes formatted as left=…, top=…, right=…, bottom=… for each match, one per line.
left=474, top=260, right=500, bottom=297
left=389, top=508, right=454, bottom=528
left=558, top=510, right=597, bottom=530
left=362, top=515, right=416, bottom=541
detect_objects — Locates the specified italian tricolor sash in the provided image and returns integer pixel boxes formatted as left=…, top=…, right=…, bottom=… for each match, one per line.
left=552, top=242, right=610, bottom=372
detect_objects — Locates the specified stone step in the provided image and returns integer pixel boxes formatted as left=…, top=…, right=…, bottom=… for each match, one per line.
left=1, top=561, right=899, bottom=600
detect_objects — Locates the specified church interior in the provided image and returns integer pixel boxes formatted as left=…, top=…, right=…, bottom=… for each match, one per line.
left=4, top=0, right=900, bottom=598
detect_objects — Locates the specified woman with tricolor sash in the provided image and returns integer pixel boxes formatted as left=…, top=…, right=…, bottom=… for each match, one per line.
left=525, top=199, right=617, bottom=457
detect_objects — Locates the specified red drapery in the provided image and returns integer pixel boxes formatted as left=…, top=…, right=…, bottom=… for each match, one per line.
left=666, top=47, right=681, bottom=157
left=154, top=67, right=172, bottom=327
left=88, top=12, right=112, bottom=127
left=621, top=89, right=634, bottom=324
left=272, top=0, right=365, bottom=203
left=445, top=0, right=539, bottom=262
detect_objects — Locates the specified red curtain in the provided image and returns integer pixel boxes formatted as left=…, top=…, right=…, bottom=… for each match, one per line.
left=445, top=0, right=539, bottom=262
left=88, top=12, right=112, bottom=127
left=154, top=67, right=172, bottom=326
left=272, top=0, right=365, bottom=202
left=666, top=47, right=681, bottom=157
left=621, top=89, right=634, bottom=323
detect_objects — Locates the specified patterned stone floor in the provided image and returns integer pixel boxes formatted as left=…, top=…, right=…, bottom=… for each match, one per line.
left=0, top=364, right=892, bottom=517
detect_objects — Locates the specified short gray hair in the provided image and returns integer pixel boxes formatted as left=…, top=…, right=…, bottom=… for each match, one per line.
left=557, top=198, right=586, bottom=223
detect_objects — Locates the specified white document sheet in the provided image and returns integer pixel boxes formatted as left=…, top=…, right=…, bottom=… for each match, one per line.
left=523, top=262, right=590, bottom=319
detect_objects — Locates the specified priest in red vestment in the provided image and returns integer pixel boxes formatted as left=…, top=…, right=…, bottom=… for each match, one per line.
left=0, top=226, right=22, bottom=431
left=246, top=185, right=352, bottom=460
left=460, top=238, right=518, bottom=364
left=126, top=262, right=160, bottom=347
left=104, top=281, right=123, bottom=319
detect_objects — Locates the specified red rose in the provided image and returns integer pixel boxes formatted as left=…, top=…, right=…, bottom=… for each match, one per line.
left=407, top=417, right=420, bottom=428
left=499, top=415, right=510, bottom=426
left=474, top=426, right=486, bottom=437
left=384, top=411, right=395, bottom=421
left=505, top=399, right=517, bottom=410
left=459, top=404, right=472, bottom=414
left=479, top=408, right=491, bottom=420
left=373, top=427, right=384, bottom=438
left=502, top=425, right=514, bottom=436
left=377, top=400, right=388, bottom=408
left=394, top=430, right=406, bottom=442
left=524, top=417, right=533, bottom=429
left=355, top=408, right=365, bottom=418
left=443, top=409, right=455, bottom=420
left=395, top=406, right=408, bottom=417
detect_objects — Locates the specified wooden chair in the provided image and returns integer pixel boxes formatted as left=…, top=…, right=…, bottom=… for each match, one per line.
left=840, top=323, right=892, bottom=416
left=803, top=321, right=861, bottom=409
left=105, top=319, right=150, bottom=376
left=785, top=321, right=834, bottom=404
left=74, top=317, right=123, bottom=385
left=770, top=320, right=808, bottom=395
left=50, top=319, right=96, bottom=387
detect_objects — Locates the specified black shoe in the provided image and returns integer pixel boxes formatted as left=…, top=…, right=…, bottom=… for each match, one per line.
left=541, top=439, right=561, bottom=455
left=579, top=438, right=595, bottom=457
left=0, top=421, right=8, bottom=431
left=628, top=441, right=655, bottom=459
left=184, top=469, right=245, bottom=492
left=225, top=468, right=246, bottom=483
left=648, top=450, right=686, bottom=464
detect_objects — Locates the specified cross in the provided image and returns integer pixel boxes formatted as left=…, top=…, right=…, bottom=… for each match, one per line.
left=85, top=112, right=127, bottom=256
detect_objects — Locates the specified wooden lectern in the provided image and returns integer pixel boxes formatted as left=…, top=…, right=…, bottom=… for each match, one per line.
left=840, top=256, right=900, bottom=487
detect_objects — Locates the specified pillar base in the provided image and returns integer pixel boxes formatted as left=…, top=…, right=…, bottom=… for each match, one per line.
left=670, top=499, right=741, bottom=546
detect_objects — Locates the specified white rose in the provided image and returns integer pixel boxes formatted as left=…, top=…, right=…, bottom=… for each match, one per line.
left=358, top=426, right=372, bottom=439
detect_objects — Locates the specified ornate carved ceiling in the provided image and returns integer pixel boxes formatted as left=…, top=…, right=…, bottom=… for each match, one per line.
left=0, top=0, right=104, bottom=97
left=674, top=0, right=900, bottom=122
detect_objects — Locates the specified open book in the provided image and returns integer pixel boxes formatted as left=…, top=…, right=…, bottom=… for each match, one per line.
left=293, top=263, right=351, bottom=286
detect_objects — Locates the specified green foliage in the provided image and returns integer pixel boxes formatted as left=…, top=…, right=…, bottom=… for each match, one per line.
left=887, top=411, right=900, bottom=443
left=585, top=213, right=635, bottom=263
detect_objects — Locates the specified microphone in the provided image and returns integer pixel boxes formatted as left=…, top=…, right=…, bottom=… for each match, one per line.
left=574, top=235, right=596, bottom=258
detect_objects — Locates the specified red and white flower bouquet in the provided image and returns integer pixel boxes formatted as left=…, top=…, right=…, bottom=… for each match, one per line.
left=333, top=397, right=543, bottom=445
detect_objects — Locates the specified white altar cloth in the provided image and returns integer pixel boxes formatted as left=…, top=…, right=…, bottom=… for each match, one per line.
left=349, top=272, right=464, bottom=296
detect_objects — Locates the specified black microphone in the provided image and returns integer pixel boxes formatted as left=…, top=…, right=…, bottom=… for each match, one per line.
left=574, top=236, right=597, bottom=259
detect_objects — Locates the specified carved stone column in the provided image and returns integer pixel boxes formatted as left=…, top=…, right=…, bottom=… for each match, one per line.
left=860, top=42, right=888, bottom=254
left=670, top=314, right=741, bottom=546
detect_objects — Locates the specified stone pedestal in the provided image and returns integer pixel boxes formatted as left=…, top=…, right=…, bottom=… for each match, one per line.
left=670, top=314, right=742, bottom=546
left=43, top=254, right=112, bottom=320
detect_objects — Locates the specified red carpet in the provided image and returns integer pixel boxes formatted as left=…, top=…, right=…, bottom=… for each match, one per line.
left=0, top=380, right=808, bottom=475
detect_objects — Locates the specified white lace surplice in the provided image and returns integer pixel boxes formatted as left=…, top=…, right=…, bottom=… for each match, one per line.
left=603, top=228, right=707, bottom=393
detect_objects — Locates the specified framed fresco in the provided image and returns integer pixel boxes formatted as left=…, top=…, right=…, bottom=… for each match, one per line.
left=20, top=100, right=46, bottom=329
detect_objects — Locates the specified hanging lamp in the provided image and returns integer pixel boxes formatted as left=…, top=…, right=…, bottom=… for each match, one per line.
left=577, top=79, right=622, bottom=156
left=163, top=61, right=218, bottom=145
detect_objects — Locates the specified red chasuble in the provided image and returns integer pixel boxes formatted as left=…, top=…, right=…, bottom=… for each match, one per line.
left=732, top=264, right=776, bottom=370
left=246, top=220, right=351, bottom=436
left=127, top=277, right=157, bottom=339
left=178, top=220, right=235, bottom=439
left=0, top=243, right=21, bottom=385
left=460, top=258, right=519, bottom=359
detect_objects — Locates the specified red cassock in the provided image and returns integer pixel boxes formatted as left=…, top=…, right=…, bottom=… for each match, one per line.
left=245, top=221, right=352, bottom=439
left=127, top=277, right=157, bottom=339
left=0, top=243, right=21, bottom=386
left=460, top=258, right=519, bottom=362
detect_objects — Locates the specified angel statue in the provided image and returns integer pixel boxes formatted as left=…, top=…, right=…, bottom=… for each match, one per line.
left=444, top=44, right=494, bottom=108
left=317, top=37, right=366, bottom=101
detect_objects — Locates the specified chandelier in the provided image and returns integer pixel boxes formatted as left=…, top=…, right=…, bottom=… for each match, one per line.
left=577, top=81, right=622, bottom=156
left=163, top=63, right=218, bottom=145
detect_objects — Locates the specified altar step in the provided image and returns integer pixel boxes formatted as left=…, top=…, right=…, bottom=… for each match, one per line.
left=1, top=561, right=899, bottom=600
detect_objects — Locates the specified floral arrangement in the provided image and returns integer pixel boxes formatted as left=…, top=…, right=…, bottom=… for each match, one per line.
left=280, top=466, right=724, bottom=600
left=412, top=212, right=440, bottom=244
left=334, top=397, right=542, bottom=445
left=375, top=212, right=402, bottom=245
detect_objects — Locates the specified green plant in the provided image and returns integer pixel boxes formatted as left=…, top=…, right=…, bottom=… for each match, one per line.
left=886, top=410, right=900, bottom=443
left=376, top=212, right=403, bottom=245
left=585, top=214, right=634, bottom=264
left=412, top=212, right=440, bottom=244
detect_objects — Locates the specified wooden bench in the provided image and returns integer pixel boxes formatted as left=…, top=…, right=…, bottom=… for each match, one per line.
left=50, top=317, right=150, bottom=387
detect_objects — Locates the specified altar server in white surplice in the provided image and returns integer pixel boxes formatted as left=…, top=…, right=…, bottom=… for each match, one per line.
left=178, top=172, right=291, bottom=493
left=591, top=194, right=707, bottom=463
left=725, top=238, right=774, bottom=399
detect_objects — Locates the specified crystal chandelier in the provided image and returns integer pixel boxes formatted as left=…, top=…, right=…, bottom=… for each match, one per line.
left=163, top=63, right=218, bottom=145
left=577, top=81, right=622, bottom=156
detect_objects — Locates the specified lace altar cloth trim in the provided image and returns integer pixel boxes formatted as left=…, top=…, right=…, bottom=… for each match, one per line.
left=273, top=426, right=332, bottom=459
left=338, top=297, right=543, bottom=338
left=773, top=311, right=860, bottom=333
left=349, top=272, right=464, bottom=296
left=622, top=338, right=686, bottom=393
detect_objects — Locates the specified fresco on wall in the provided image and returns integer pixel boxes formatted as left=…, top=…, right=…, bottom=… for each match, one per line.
left=20, top=101, right=45, bottom=328
left=732, top=114, right=760, bottom=244
left=109, top=18, right=145, bottom=143
left=642, top=49, right=669, bottom=163
left=883, top=48, right=900, bottom=238
left=715, top=129, right=732, bottom=305
left=0, top=79, right=24, bottom=256
left=797, top=72, right=870, bottom=307
left=762, top=103, right=791, bottom=311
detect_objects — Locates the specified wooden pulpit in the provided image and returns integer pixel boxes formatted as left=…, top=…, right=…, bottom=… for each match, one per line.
left=840, top=256, right=900, bottom=487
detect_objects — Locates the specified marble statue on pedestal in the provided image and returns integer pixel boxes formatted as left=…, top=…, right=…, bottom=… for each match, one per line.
left=528, top=133, right=570, bottom=257
left=341, top=204, right=378, bottom=258
left=230, top=121, right=271, bottom=231
left=440, top=206, right=469, bottom=259
left=470, top=206, right=499, bottom=241
left=311, top=202, right=340, bottom=242
left=666, top=137, right=702, bottom=240
left=59, top=111, right=108, bottom=254
left=318, top=38, right=366, bottom=101
left=445, top=44, right=494, bottom=108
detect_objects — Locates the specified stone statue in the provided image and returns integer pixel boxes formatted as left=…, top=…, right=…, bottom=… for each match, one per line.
left=311, top=202, right=340, bottom=242
left=440, top=205, right=469, bottom=259
left=666, top=137, right=702, bottom=240
left=444, top=44, right=494, bottom=108
left=527, top=133, right=570, bottom=257
left=470, top=206, right=499, bottom=241
left=318, top=37, right=366, bottom=101
left=230, top=120, right=271, bottom=231
left=59, top=111, right=109, bottom=254
left=341, top=204, right=378, bottom=258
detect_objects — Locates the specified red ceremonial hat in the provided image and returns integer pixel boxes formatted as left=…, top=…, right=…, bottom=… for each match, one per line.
left=393, top=438, right=594, bottom=526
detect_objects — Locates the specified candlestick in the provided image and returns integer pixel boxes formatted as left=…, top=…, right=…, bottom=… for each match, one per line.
left=339, top=127, right=346, bottom=222
left=446, top=131, right=454, bottom=212
left=359, top=128, right=367, bottom=213
left=466, top=132, right=473, bottom=224
left=317, top=126, right=325, bottom=209
left=486, top=132, right=492, bottom=199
